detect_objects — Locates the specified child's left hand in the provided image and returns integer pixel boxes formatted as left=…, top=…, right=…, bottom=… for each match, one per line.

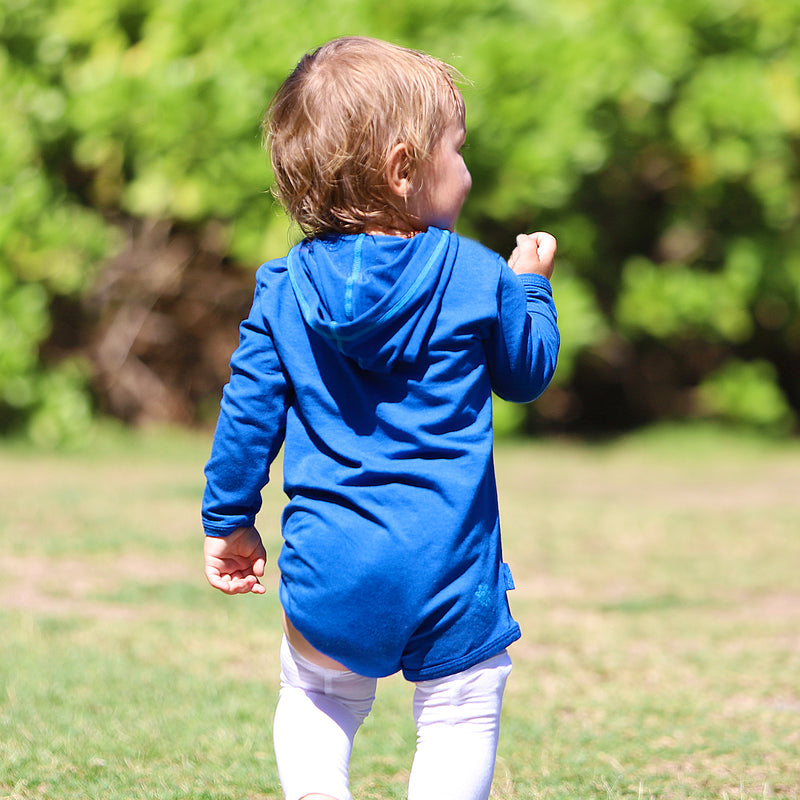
left=204, top=526, right=267, bottom=595
left=508, top=231, right=557, bottom=280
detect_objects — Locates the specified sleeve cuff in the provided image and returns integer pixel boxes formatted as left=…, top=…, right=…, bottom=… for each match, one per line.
left=518, top=272, right=553, bottom=295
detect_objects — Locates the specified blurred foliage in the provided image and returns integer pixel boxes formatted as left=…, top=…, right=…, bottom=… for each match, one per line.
left=3, top=0, right=800, bottom=442
left=697, top=358, right=795, bottom=433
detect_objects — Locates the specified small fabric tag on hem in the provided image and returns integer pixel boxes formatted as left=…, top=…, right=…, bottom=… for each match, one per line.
left=502, top=562, right=515, bottom=591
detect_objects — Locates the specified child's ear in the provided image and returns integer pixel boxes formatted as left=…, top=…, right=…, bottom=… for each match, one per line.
left=385, top=143, right=413, bottom=199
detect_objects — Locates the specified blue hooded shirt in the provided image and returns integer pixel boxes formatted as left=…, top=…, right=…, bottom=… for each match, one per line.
left=202, top=227, right=559, bottom=680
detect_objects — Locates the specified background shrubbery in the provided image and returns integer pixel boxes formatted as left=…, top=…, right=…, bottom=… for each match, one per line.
left=4, top=0, right=800, bottom=443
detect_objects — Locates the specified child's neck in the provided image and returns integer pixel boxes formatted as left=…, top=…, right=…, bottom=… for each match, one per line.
left=364, top=226, right=423, bottom=238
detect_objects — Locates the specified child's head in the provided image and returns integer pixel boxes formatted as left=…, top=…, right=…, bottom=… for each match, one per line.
left=264, top=36, right=468, bottom=237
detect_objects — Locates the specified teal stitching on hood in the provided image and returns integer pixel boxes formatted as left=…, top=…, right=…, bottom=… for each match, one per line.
left=344, top=234, right=364, bottom=321
left=374, top=229, right=449, bottom=327
left=286, top=228, right=450, bottom=343
left=286, top=246, right=311, bottom=319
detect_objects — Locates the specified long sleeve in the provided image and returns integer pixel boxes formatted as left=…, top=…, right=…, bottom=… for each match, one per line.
left=485, top=267, right=559, bottom=403
left=202, top=278, right=289, bottom=536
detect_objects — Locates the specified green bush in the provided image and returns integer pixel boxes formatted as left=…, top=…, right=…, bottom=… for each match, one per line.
left=455, top=0, right=800, bottom=431
left=4, top=0, right=800, bottom=440
left=698, top=358, right=795, bottom=433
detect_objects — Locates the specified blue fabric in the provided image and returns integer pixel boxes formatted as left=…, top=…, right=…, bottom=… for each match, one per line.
left=202, top=228, right=559, bottom=680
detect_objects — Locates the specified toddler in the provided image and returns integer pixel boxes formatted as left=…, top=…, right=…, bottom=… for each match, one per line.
left=202, top=36, right=560, bottom=800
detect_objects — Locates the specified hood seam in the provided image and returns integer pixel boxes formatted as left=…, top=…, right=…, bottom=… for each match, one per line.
left=374, top=229, right=449, bottom=327
left=344, top=233, right=365, bottom=321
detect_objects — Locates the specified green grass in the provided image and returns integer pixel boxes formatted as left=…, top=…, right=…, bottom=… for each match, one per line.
left=1, top=423, right=799, bottom=799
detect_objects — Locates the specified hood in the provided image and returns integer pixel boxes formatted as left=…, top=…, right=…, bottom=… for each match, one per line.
left=286, top=227, right=457, bottom=372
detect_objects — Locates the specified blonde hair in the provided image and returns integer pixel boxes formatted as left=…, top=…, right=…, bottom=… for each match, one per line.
left=263, top=36, right=465, bottom=237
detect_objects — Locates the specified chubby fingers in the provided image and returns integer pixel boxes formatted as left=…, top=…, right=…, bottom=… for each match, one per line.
left=530, top=231, right=557, bottom=263
left=509, top=231, right=557, bottom=278
left=515, top=232, right=557, bottom=262
left=205, top=563, right=267, bottom=595
left=203, top=530, right=267, bottom=595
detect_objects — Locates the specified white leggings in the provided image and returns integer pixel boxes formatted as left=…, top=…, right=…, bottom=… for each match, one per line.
left=273, top=636, right=512, bottom=800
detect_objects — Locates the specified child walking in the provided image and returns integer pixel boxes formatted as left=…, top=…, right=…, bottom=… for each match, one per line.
left=202, top=36, right=559, bottom=800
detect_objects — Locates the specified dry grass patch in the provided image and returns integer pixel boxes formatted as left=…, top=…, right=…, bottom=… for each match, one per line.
left=1, top=424, right=799, bottom=799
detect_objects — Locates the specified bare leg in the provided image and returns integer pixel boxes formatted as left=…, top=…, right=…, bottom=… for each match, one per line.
left=282, top=609, right=350, bottom=671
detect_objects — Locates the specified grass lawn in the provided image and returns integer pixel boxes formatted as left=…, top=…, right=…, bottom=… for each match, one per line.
left=0, top=423, right=798, bottom=799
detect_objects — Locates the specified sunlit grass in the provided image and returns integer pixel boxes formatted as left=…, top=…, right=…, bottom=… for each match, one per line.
left=1, top=424, right=799, bottom=799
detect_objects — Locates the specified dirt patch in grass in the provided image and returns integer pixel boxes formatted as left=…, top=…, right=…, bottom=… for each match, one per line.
left=0, top=552, right=198, bottom=621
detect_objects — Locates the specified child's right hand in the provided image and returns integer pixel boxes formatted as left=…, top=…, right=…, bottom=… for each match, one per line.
left=204, top=525, right=267, bottom=595
left=508, top=232, right=557, bottom=280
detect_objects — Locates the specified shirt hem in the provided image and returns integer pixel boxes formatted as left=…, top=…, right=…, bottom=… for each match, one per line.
left=400, top=625, right=521, bottom=682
